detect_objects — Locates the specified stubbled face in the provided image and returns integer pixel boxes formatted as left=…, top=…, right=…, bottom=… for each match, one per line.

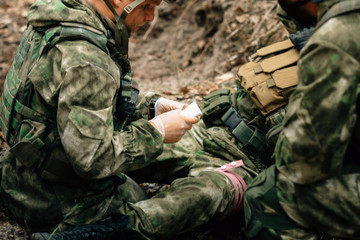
left=124, top=0, right=161, bottom=35
left=278, top=0, right=318, bottom=26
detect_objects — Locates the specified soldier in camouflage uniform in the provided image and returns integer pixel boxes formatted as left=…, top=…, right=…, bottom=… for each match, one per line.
left=0, top=0, right=256, bottom=239
left=244, top=0, right=360, bottom=239
left=0, top=0, right=320, bottom=239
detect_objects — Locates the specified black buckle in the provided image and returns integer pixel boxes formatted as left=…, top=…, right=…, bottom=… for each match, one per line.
left=221, top=107, right=243, bottom=132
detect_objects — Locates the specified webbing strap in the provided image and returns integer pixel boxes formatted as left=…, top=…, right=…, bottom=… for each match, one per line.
left=14, top=99, right=54, bottom=125
left=124, top=0, right=145, bottom=14
left=104, top=0, right=145, bottom=19
left=221, top=107, right=243, bottom=131
left=216, top=160, right=247, bottom=214
left=220, top=108, right=268, bottom=160
left=60, top=25, right=108, bottom=52
left=121, top=76, right=139, bottom=104
left=104, top=0, right=121, bottom=21
left=242, top=128, right=268, bottom=160
left=41, top=25, right=108, bottom=53
left=114, top=75, right=139, bottom=123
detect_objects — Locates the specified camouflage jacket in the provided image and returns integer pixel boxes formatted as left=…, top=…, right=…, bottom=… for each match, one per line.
left=275, top=0, right=360, bottom=184
left=1, top=0, right=163, bottom=229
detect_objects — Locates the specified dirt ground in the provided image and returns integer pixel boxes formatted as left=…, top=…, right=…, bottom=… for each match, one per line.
left=129, top=0, right=288, bottom=101
left=0, top=0, right=288, bottom=99
left=0, top=0, right=288, bottom=239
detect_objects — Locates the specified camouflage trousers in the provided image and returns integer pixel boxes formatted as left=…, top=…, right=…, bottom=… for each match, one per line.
left=244, top=165, right=360, bottom=240
left=115, top=120, right=258, bottom=239
left=59, top=121, right=257, bottom=239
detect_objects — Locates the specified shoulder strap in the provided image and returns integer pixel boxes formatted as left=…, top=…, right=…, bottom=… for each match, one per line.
left=316, top=0, right=360, bottom=29
left=37, top=23, right=109, bottom=54
left=38, top=23, right=134, bottom=76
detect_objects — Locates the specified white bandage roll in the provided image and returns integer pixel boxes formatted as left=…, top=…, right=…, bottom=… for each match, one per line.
left=181, top=101, right=202, bottom=118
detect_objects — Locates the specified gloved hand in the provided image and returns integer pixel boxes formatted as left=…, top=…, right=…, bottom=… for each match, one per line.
left=155, top=97, right=187, bottom=116
left=149, top=109, right=199, bottom=143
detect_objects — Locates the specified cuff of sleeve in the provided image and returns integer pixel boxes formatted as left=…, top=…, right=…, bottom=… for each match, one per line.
left=129, top=118, right=164, bottom=152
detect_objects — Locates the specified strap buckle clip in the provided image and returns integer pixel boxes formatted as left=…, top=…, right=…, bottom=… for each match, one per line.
left=221, top=107, right=243, bottom=131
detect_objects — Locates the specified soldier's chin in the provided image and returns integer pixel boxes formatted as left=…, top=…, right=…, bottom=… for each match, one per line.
left=128, top=26, right=142, bottom=36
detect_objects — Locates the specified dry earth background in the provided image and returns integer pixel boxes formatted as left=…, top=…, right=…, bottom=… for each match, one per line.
left=0, top=0, right=288, bottom=239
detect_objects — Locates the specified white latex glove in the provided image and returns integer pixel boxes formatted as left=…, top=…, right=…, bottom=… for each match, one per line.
left=155, top=97, right=187, bottom=116
left=149, top=109, right=199, bottom=143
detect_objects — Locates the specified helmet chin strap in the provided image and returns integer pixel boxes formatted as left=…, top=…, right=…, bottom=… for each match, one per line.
left=103, top=0, right=145, bottom=55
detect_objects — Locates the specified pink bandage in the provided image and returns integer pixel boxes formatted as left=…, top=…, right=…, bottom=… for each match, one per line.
left=216, top=160, right=247, bottom=215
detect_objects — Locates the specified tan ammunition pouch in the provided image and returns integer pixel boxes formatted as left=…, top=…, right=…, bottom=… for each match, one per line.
left=237, top=39, right=299, bottom=116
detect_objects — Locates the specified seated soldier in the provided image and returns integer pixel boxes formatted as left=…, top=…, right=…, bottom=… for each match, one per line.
left=245, top=0, right=360, bottom=239
left=0, top=0, right=252, bottom=239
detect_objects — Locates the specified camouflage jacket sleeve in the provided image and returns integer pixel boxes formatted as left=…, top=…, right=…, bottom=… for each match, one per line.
left=274, top=14, right=360, bottom=184
left=132, top=91, right=161, bottom=120
left=29, top=40, right=164, bottom=179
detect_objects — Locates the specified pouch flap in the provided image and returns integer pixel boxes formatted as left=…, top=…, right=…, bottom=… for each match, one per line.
left=256, top=39, right=294, bottom=57
left=237, top=61, right=258, bottom=79
left=203, top=88, right=230, bottom=101
left=271, top=66, right=298, bottom=89
left=252, top=83, right=283, bottom=109
left=238, top=62, right=270, bottom=90
left=10, top=141, right=44, bottom=167
left=242, top=73, right=270, bottom=91
left=69, top=106, right=110, bottom=140
left=260, top=48, right=298, bottom=73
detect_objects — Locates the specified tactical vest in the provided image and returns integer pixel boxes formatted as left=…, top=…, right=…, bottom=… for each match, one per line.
left=0, top=23, right=138, bottom=186
left=201, top=39, right=300, bottom=163
left=237, top=39, right=299, bottom=116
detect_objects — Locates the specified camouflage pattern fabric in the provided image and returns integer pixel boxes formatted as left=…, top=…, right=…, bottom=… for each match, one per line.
left=111, top=125, right=255, bottom=239
left=245, top=0, right=360, bottom=239
left=1, top=0, right=162, bottom=232
left=0, top=0, right=262, bottom=239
